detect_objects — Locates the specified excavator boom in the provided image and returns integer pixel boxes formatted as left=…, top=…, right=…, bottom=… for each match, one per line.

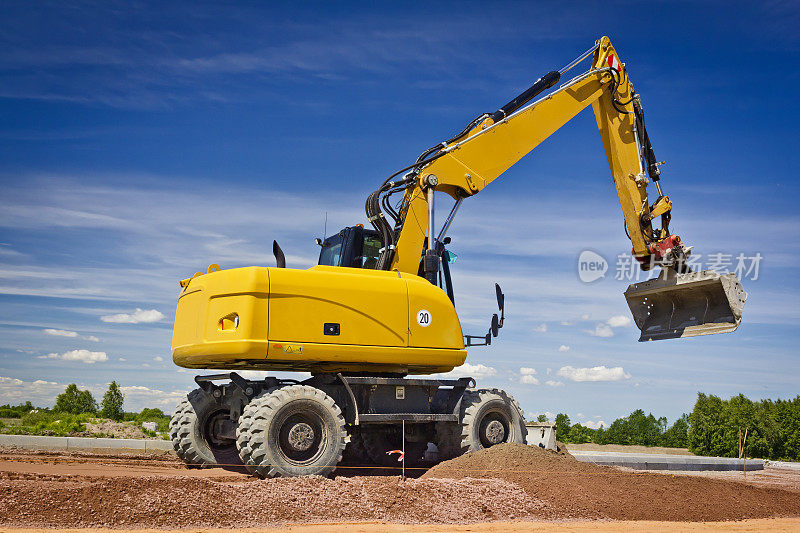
left=367, top=36, right=746, bottom=341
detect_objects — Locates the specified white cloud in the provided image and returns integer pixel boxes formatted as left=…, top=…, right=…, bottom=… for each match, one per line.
left=432, top=362, right=497, bottom=379
left=533, top=323, right=547, bottom=333
left=101, top=308, right=165, bottom=324
left=43, top=328, right=100, bottom=342
left=119, top=385, right=189, bottom=411
left=236, top=370, right=271, bottom=380
left=0, top=376, right=63, bottom=406
left=519, top=367, right=538, bottom=385
left=38, top=349, right=108, bottom=364
left=557, top=345, right=570, bottom=352
left=118, top=357, right=127, bottom=362
left=580, top=314, right=590, bottom=320
left=43, top=328, right=78, bottom=338
left=545, top=380, right=564, bottom=387
left=557, top=365, right=631, bottom=382
left=590, top=324, right=614, bottom=337
left=582, top=420, right=606, bottom=430
left=153, top=356, right=164, bottom=362
left=559, top=321, right=573, bottom=326
left=606, top=315, right=632, bottom=328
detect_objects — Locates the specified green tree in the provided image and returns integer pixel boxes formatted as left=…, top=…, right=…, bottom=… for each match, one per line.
left=568, top=424, right=594, bottom=443
left=100, top=381, right=124, bottom=421
left=661, top=414, right=689, bottom=448
left=536, top=414, right=548, bottom=423
left=54, top=384, right=97, bottom=414
left=555, top=413, right=571, bottom=440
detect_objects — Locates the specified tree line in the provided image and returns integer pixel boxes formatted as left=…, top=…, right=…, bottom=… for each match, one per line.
left=0, top=382, right=171, bottom=437
left=549, top=392, right=800, bottom=461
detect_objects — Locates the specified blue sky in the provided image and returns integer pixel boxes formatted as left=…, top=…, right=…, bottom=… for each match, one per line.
left=0, top=1, right=798, bottom=424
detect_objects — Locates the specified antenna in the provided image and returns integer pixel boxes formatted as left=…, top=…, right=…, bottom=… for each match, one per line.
left=323, top=212, right=328, bottom=241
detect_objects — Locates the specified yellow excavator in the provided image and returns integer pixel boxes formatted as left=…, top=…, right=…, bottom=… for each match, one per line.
left=169, top=37, right=747, bottom=477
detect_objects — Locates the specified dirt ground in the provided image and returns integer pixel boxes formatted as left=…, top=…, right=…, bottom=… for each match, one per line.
left=1, top=445, right=798, bottom=529
left=3, top=520, right=800, bottom=533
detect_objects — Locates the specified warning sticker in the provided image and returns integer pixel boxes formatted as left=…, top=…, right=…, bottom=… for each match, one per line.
left=416, top=309, right=431, bottom=327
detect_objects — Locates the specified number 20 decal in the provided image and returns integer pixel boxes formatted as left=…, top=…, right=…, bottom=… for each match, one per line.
left=417, top=309, right=431, bottom=327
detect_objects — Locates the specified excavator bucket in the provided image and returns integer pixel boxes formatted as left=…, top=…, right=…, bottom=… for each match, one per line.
left=624, top=271, right=747, bottom=342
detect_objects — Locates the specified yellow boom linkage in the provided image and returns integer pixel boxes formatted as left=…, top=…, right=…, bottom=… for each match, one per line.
left=383, top=36, right=746, bottom=341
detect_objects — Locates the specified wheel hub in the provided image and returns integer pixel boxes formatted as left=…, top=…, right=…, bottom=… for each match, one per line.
left=286, top=422, right=315, bottom=452
left=483, top=419, right=506, bottom=445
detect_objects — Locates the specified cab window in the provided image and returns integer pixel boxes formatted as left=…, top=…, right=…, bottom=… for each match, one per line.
left=318, top=234, right=344, bottom=266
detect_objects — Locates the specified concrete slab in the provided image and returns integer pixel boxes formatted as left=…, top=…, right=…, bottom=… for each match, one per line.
left=0, top=434, right=174, bottom=455
left=570, top=450, right=764, bottom=471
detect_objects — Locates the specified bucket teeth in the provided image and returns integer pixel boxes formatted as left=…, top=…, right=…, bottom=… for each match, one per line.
left=624, top=271, right=747, bottom=342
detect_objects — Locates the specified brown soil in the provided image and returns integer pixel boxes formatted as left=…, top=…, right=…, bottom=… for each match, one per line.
left=422, top=443, right=800, bottom=521
left=0, top=473, right=540, bottom=528
left=3, top=520, right=800, bottom=533
left=82, top=419, right=163, bottom=440
left=1, top=445, right=799, bottom=528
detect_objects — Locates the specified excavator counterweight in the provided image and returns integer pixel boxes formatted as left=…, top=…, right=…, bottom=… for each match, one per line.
left=625, top=271, right=747, bottom=341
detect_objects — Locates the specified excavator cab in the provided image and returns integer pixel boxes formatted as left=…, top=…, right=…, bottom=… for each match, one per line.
left=317, top=226, right=382, bottom=269
left=318, top=226, right=456, bottom=302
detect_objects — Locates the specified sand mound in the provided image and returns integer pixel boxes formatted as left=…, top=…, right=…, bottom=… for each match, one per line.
left=0, top=473, right=543, bottom=527
left=423, top=443, right=800, bottom=521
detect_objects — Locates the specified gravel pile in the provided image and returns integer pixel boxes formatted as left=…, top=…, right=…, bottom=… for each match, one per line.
left=1, top=444, right=799, bottom=527
left=423, top=443, right=800, bottom=521
left=0, top=472, right=545, bottom=527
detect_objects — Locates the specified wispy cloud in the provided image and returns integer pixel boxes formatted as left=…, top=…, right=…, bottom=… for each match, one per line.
left=557, top=366, right=631, bottom=383
left=43, top=329, right=99, bottom=342
left=43, top=328, right=78, bottom=338
left=101, top=308, right=165, bottom=324
left=38, top=349, right=108, bottom=364
left=519, top=367, right=539, bottom=385
left=432, top=362, right=497, bottom=379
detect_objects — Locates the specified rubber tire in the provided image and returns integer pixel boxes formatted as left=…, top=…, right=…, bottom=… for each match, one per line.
left=441, top=388, right=527, bottom=457
left=236, top=385, right=346, bottom=478
left=362, top=427, right=428, bottom=468
left=433, top=422, right=463, bottom=461
left=169, top=389, right=243, bottom=467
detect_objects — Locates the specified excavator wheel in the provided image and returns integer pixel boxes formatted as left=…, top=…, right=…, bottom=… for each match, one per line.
left=361, top=426, right=428, bottom=469
left=169, top=388, right=243, bottom=467
left=236, top=384, right=346, bottom=478
left=445, top=388, right=527, bottom=456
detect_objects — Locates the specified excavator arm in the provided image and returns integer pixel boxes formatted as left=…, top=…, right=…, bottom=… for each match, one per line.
left=367, top=36, right=746, bottom=341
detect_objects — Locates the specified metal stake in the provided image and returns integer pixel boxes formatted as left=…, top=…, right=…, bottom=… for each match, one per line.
left=401, top=419, right=406, bottom=480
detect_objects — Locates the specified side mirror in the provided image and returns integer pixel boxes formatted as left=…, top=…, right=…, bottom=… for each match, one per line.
left=495, top=283, right=505, bottom=311
left=491, top=314, right=499, bottom=337
left=315, top=238, right=323, bottom=246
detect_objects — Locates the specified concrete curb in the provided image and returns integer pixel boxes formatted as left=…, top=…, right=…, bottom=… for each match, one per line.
left=766, top=460, right=800, bottom=471
left=570, top=450, right=764, bottom=471
left=0, top=434, right=174, bottom=454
